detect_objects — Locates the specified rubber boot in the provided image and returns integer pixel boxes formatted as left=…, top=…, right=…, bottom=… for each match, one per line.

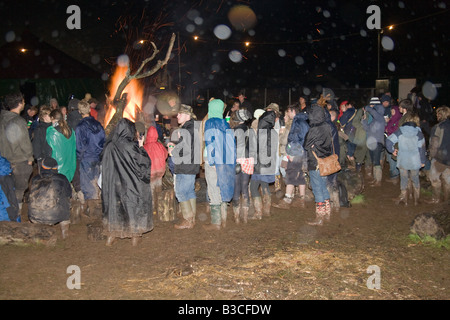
left=203, top=204, right=221, bottom=231
left=60, top=221, right=70, bottom=239
left=424, top=186, right=441, bottom=204
left=221, top=202, right=228, bottom=228
left=324, top=199, right=331, bottom=221
left=413, top=186, right=421, bottom=206
left=370, top=165, right=382, bottom=187
left=106, top=235, right=117, bottom=246
left=330, top=188, right=340, bottom=212
left=393, top=189, right=408, bottom=206
left=131, top=235, right=141, bottom=247
left=189, top=198, right=197, bottom=225
left=307, top=202, right=325, bottom=226
left=174, top=201, right=194, bottom=229
left=233, top=203, right=240, bottom=224
left=274, top=175, right=282, bottom=198
left=262, top=194, right=271, bottom=216
left=241, top=206, right=249, bottom=224
left=252, top=197, right=263, bottom=220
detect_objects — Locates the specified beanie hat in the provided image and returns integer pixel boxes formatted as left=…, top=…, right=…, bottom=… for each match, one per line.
left=235, top=109, right=251, bottom=122
left=179, top=104, right=196, bottom=120
left=42, top=157, right=58, bottom=170
left=265, top=103, right=280, bottom=115
left=370, top=97, right=381, bottom=105
left=380, top=94, right=391, bottom=103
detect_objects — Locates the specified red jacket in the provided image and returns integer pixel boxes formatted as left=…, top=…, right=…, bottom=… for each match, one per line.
left=143, top=126, right=168, bottom=180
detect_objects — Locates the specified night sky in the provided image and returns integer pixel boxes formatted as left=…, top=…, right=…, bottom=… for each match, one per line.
left=1, top=0, right=449, bottom=103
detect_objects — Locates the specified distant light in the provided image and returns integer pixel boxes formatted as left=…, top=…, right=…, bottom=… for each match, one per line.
left=159, top=87, right=166, bottom=90
left=388, top=25, right=394, bottom=30
left=193, top=36, right=199, bottom=40
left=139, top=40, right=144, bottom=44
left=20, top=48, right=27, bottom=53
left=245, top=42, right=250, bottom=47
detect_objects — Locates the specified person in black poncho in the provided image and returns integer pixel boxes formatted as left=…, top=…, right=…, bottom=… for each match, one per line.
left=101, top=118, right=153, bottom=247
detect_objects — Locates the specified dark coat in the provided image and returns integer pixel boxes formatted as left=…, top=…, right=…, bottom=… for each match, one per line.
left=304, top=104, right=333, bottom=171
left=253, top=110, right=278, bottom=175
left=75, top=116, right=105, bottom=162
left=32, top=121, right=52, bottom=161
left=101, top=118, right=153, bottom=238
left=171, top=119, right=200, bottom=175
left=287, top=112, right=309, bottom=157
left=28, top=168, right=72, bottom=225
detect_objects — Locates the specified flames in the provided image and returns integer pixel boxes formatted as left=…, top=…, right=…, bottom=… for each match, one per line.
left=105, top=66, right=144, bottom=127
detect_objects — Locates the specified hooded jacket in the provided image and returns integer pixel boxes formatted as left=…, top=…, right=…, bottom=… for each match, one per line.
left=32, top=121, right=52, bottom=161
left=286, top=112, right=309, bottom=157
left=144, top=125, right=168, bottom=179
left=0, top=110, right=34, bottom=164
left=362, top=103, right=386, bottom=149
left=101, top=118, right=153, bottom=237
left=46, top=124, right=77, bottom=182
left=28, top=167, right=72, bottom=225
left=386, top=122, right=426, bottom=170
left=171, top=118, right=200, bottom=175
left=75, top=116, right=105, bottom=162
left=429, top=118, right=450, bottom=166
left=385, top=105, right=402, bottom=136
left=304, top=104, right=333, bottom=171
left=252, top=110, right=278, bottom=176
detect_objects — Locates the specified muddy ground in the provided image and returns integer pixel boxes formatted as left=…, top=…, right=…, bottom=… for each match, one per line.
left=0, top=166, right=449, bottom=301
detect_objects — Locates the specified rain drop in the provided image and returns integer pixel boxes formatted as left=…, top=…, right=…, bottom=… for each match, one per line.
left=360, top=30, right=368, bottom=37
left=229, top=50, right=242, bottom=63
left=91, top=54, right=100, bottom=65
left=194, top=17, right=203, bottom=25
left=101, top=73, right=109, bottom=81
left=186, top=24, right=195, bottom=33
left=213, top=25, right=232, bottom=40
left=303, top=87, right=311, bottom=96
left=398, top=1, right=405, bottom=8
left=388, top=62, right=396, bottom=72
left=278, top=49, right=286, bottom=57
left=117, top=54, right=129, bottom=67
left=422, top=81, right=438, bottom=100
left=51, top=30, right=59, bottom=38
left=30, top=96, right=39, bottom=106
left=381, top=36, right=394, bottom=51
left=5, top=31, right=15, bottom=43
left=295, top=56, right=304, bottom=65
left=323, top=10, right=331, bottom=18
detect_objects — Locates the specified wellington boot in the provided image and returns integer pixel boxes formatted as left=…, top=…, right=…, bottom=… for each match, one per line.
left=221, top=202, right=228, bottom=228
left=60, top=221, right=70, bottom=239
left=393, top=190, right=408, bottom=206
left=106, top=235, right=117, bottom=246
left=369, top=166, right=382, bottom=187
left=324, top=199, right=331, bottom=222
left=292, top=196, right=306, bottom=209
left=252, top=197, right=263, bottom=220
left=307, top=203, right=325, bottom=226
left=233, top=205, right=240, bottom=224
left=189, top=198, right=197, bottom=222
left=413, top=186, right=421, bottom=206
left=262, top=194, right=271, bottom=216
left=424, top=186, right=441, bottom=204
left=203, top=205, right=221, bottom=231
left=241, top=206, right=249, bottom=224
left=174, top=201, right=194, bottom=229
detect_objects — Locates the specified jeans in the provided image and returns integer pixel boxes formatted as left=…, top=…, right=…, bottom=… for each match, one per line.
left=249, top=179, right=270, bottom=198
left=233, top=172, right=250, bottom=207
left=399, top=168, right=420, bottom=190
left=309, top=169, right=330, bottom=203
left=79, top=160, right=101, bottom=200
left=369, top=142, right=384, bottom=166
left=11, top=161, right=33, bottom=203
left=386, top=151, right=399, bottom=178
left=174, top=174, right=196, bottom=202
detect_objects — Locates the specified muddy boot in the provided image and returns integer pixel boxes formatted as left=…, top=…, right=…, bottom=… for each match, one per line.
left=203, top=205, right=221, bottom=231
left=370, top=165, right=382, bottom=187
left=131, top=235, right=142, bottom=247
left=330, top=189, right=340, bottom=212
left=233, top=204, right=241, bottom=224
left=365, top=164, right=373, bottom=180
left=272, top=195, right=292, bottom=209
left=106, top=235, right=117, bottom=246
left=60, top=221, right=70, bottom=239
left=241, top=206, right=249, bottom=224
left=70, top=202, right=82, bottom=225
left=189, top=198, right=197, bottom=226
left=262, top=194, right=271, bottom=216
left=413, top=186, right=421, bottom=206
left=392, top=189, right=408, bottom=206
left=324, top=199, right=331, bottom=222
left=307, top=202, right=326, bottom=226
left=220, top=202, right=228, bottom=228
left=292, top=195, right=306, bottom=209
left=251, top=197, right=263, bottom=220
left=174, top=201, right=194, bottom=229
left=424, top=186, right=441, bottom=204
left=355, top=163, right=362, bottom=173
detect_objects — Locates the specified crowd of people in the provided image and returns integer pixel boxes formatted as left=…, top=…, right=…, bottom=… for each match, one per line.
left=0, top=87, right=449, bottom=246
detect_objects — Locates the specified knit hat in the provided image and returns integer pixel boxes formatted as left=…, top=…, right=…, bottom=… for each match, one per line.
left=340, top=101, right=349, bottom=108
left=253, top=109, right=265, bottom=120
left=380, top=94, right=391, bottom=103
left=235, top=109, right=251, bottom=122
left=370, top=97, right=381, bottom=105
left=42, top=157, right=58, bottom=170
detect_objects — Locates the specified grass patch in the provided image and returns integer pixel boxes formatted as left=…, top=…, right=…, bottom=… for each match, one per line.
left=350, top=194, right=365, bottom=204
left=408, top=234, right=450, bottom=249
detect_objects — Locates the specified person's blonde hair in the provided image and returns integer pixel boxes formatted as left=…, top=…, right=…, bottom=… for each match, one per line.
left=78, top=100, right=91, bottom=115
left=436, top=106, right=450, bottom=122
left=39, top=106, right=52, bottom=121
left=50, top=109, right=72, bottom=139
left=404, top=112, right=420, bottom=127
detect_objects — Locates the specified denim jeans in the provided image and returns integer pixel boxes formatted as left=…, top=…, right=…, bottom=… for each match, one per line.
left=386, top=151, right=399, bottom=178
left=79, top=160, right=101, bottom=200
left=174, top=174, right=196, bottom=202
left=308, top=169, right=330, bottom=203
left=369, top=142, right=384, bottom=166
left=399, top=168, right=420, bottom=190
left=233, top=172, right=250, bottom=207
left=347, top=141, right=356, bottom=157
left=11, top=160, right=33, bottom=203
